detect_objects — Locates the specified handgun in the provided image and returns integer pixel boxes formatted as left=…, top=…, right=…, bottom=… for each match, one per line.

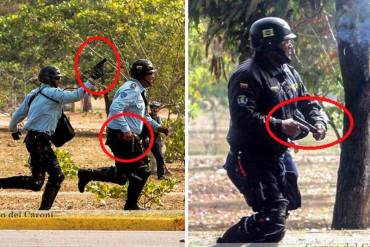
left=294, top=115, right=318, bottom=134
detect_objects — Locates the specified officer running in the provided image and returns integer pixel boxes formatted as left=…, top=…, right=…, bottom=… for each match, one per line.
left=78, top=59, right=169, bottom=210
left=149, top=101, right=168, bottom=180
left=2, top=65, right=102, bottom=210
left=217, top=17, right=327, bottom=243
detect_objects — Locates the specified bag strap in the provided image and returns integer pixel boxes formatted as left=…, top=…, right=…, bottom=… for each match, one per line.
left=27, top=87, right=42, bottom=108
left=27, top=86, right=62, bottom=110
left=39, top=91, right=60, bottom=104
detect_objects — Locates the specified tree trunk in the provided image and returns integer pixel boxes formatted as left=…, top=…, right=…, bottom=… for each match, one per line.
left=82, top=94, right=92, bottom=112
left=104, top=93, right=111, bottom=116
left=332, top=0, right=370, bottom=229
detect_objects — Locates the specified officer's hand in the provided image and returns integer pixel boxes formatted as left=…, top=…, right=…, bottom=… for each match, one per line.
left=11, top=130, right=21, bottom=140
left=313, top=123, right=326, bottom=141
left=90, top=58, right=107, bottom=80
left=282, top=118, right=309, bottom=138
left=157, top=126, right=169, bottom=136
left=122, top=131, right=134, bottom=141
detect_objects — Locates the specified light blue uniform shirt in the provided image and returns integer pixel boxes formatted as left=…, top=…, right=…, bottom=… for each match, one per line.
left=9, top=81, right=94, bottom=135
left=107, top=79, right=160, bottom=134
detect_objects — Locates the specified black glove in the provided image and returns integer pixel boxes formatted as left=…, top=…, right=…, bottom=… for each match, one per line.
left=90, top=58, right=107, bottom=80
left=11, top=130, right=21, bottom=140
left=313, top=122, right=326, bottom=141
left=158, top=126, right=169, bottom=136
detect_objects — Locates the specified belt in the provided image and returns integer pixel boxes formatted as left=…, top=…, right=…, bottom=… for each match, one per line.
left=229, top=148, right=284, bottom=161
left=27, top=130, right=49, bottom=136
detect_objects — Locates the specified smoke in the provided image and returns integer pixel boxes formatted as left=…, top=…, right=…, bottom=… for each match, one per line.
left=336, top=0, right=370, bottom=44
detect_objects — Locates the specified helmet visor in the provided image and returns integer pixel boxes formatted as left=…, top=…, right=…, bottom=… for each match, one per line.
left=284, top=33, right=297, bottom=40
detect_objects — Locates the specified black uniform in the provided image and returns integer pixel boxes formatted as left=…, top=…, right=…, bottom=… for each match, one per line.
left=227, top=54, right=325, bottom=157
left=220, top=53, right=326, bottom=243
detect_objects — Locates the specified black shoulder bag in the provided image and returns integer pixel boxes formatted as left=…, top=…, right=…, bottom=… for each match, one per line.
left=28, top=87, right=75, bottom=147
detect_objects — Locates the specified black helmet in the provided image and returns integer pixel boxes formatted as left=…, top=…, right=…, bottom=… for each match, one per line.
left=149, top=101, right=161, bottom=108
left=130, top=59, right=156, bottom=79
left=38, top=66, right=62, bottom=85
left=250, top=17, right=296, bottom=52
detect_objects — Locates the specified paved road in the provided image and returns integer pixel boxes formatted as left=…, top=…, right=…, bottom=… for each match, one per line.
left=0, top=230, right=185, bottom=247
left=190, top=230, right=370, bottom=246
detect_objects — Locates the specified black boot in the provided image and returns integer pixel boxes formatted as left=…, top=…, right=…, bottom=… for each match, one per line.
left=78, top=167, right=127, bottom=193
left=124, top=173, right=149, bottom=210
left=217, top=217, right=253, bottom=244
left=0, top=176, right=44, bottom=191
left=39, top=183, right=60, bottom=210
left=123, top=202, right=145, bottom=210
left=77, top=169, right=92, bottom=193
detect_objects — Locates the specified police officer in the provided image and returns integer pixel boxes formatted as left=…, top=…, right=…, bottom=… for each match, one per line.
left=149, top=101, right=167, bottom=180
left=2, top=65, right=102, bottom=210
left=78, top=59, right=169, bottom=210
left=217, top=17, right=327, bottom=243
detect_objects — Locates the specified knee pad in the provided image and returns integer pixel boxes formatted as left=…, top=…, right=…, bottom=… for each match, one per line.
left=115, top=173, right=127, bottom=185
left=48, top=170, right=65, bottom=187
left=141, top=168, right=151, bottom=179
left=30, top=175, right=45, bottom=191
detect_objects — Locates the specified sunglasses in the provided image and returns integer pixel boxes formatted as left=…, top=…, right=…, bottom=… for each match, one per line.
left=53, top=76, right=61, bottom=80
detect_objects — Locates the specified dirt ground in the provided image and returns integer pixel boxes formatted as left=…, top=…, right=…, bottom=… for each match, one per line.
left=189, top=155, right=338, bottom=231
left=188, top=110, right=369, bottom=245
left=189, top=230, right=370, bottom=246
left=0, top=109, right=184, bottom=210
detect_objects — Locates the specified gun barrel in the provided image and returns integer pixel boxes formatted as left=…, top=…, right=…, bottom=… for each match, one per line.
left=294, top=116, right=318, bottom=133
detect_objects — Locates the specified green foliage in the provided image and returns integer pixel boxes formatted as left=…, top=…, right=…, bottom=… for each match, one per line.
left=86, top=181, right=125, bottom=199
left=141, top=178, right=179, bottom=208
left=189, top=1, right=344, bottom=133
left=54, top=148, right=79, bottom=179
left=0, top=0, right=185, bottom=123
left=86, top=178, right=179, bottom=208
left=0, top=0, right=185, bottom=161
left=163, top=118, right=184, bottom=162
left=189, top=22, right=233, bottom=119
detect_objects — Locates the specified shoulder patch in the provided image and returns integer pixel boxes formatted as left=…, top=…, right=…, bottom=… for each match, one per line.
left=240, top=83, right=249, bottom=90
left=130, top=83, right=137, bottom=89
left=236, top=94, right=248, bottom=106
left=120, top=91, right=128, bottom=98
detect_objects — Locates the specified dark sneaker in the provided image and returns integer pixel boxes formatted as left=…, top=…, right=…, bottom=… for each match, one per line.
left=77, top=169, right=91, bottom=193
left=124, top=203, right=145, bottom=210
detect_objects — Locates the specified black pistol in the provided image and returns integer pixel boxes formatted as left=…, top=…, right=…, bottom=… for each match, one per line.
left=294, top=115, right=318, bottom=134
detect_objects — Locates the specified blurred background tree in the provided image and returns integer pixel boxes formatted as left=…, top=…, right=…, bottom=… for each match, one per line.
left=189, top=0, right=344, bottom=135
left=0, top=0, right=184, bottom=161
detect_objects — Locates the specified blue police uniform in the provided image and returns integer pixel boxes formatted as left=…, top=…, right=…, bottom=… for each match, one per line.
left=9, top=81, right=94, bottom=135
left=107, top=79, right=160, bottom=134
left=78, top=79, right=162, bottom=210
left=1, top=80, right=94, bottom=210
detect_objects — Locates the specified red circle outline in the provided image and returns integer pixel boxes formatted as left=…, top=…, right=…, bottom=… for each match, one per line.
left=74, top=36, right=121, bottom=95
left=98, top=112, right=154, bottom=163
left=265, top=96, right=354, bottom=150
